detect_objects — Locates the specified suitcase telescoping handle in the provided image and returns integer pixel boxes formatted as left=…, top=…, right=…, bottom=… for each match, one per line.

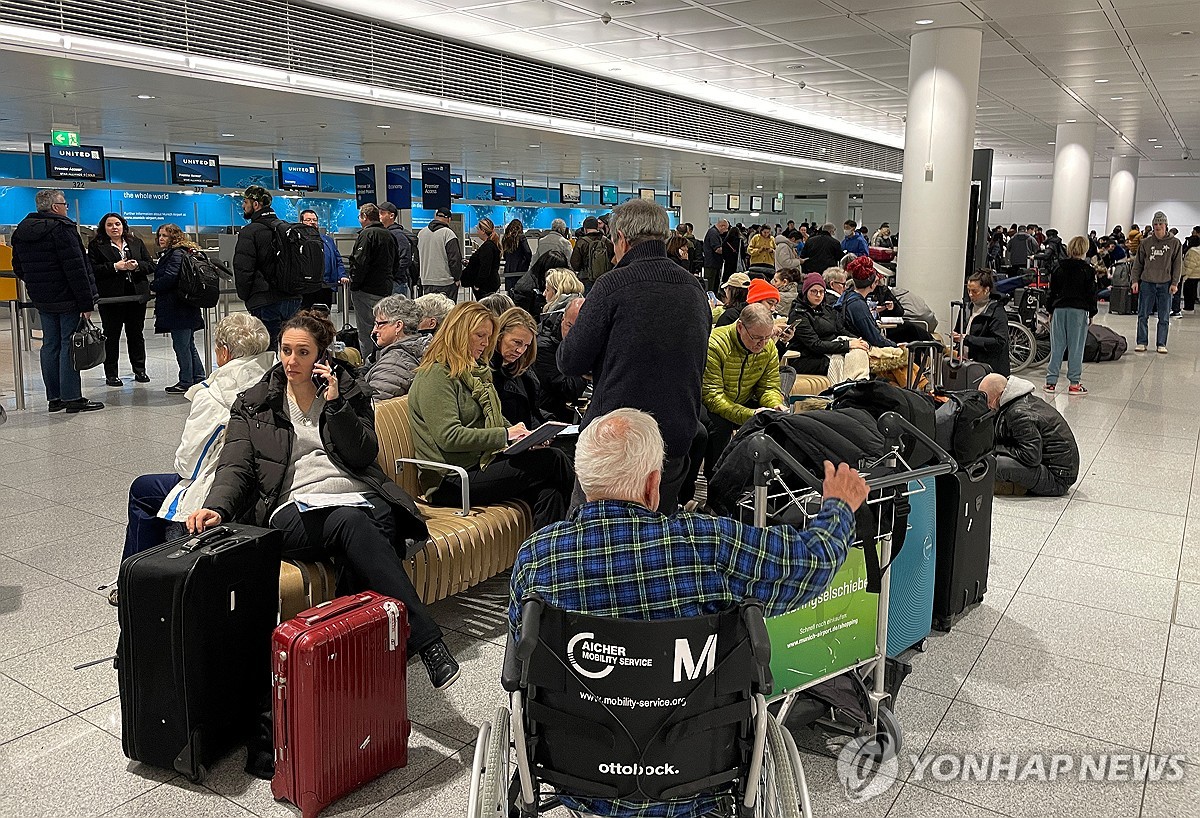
left=166, top=526, right=232, bottom=559
left=299, top=593, right=377, bottom=625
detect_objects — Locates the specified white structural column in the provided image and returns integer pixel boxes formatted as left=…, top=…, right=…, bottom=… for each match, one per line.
left=1106, top=156, right=1140, bottom=234
left=1048, top=122, right=1096, bottom=239
left=825, top=185, right=849, bottom=226
left=680, top=175, right=711, bottom=232
left=362, top=142, right=413, bottom=229
left=896, top=27, right=983, bottom=331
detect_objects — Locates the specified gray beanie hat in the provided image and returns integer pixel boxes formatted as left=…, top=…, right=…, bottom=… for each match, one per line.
left=1153, top=210, right=1168, bottom=225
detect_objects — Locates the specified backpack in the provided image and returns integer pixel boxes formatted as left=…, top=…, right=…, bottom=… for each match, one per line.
left=826, top=380, right=938, bottom=468
left=584, top=237, right=613, bottom=282
left=269, top=220, right=324, bottom=296
left=934, top=390, right=995, bottom=469
left=891, top=286, right=938, bottom=332
left=1109, top=260, right=1132, bottom=288
left=177, top=248, right=225, bottom=308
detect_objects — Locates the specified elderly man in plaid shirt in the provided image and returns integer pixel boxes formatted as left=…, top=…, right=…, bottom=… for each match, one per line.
left=510, top=408, right=867, bottom=818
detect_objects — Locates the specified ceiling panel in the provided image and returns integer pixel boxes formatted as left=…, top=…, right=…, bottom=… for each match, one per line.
left=860, top=2, right=985, bottom=31
left=462, top=0, right=586, bottom=27
left=995, top=10, right=1116, bottom=37
left=715, top=1, right=843, bottom=26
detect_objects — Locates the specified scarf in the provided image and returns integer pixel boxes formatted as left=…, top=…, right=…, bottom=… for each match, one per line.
left=464, top=362, right=507, bottom=468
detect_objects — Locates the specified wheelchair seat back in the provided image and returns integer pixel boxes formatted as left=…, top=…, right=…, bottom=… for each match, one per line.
left=514, top=597, right=771, bottom=804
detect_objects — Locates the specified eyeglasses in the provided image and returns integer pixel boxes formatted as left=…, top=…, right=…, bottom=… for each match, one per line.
left=373, top=319, right=399, bottom=328
left=52, top=200, right=67, bottom=208
left=740, top=327, right=774, bottom=344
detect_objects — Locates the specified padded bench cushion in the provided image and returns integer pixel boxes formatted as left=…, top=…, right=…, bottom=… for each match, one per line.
left=790, top=374, right=831, bottom=397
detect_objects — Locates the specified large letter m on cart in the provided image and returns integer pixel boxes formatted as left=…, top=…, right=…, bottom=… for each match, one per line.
left=672, top=634, right=717, bottom=683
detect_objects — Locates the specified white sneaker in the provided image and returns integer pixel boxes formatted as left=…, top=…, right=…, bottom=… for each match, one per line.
left=1158, top=346, right=1169, bottom=354
left=1135, top=344, right=1147, bottom=352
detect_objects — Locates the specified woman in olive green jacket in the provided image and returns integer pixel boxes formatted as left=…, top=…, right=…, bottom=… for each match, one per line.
left=407, top=301, right=574, bottom=529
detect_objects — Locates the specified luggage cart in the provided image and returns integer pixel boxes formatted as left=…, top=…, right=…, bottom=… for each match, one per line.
left=736, top=412, right=955, bottom=760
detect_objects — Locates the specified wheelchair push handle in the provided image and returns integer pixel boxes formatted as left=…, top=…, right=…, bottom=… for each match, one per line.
left=516, top=596, right=543, bottom=663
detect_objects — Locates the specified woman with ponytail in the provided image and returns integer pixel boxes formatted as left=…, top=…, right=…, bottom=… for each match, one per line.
left=461, top=216, right=502, bottom=298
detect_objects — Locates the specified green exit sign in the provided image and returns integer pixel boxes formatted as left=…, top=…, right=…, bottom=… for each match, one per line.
left=51, top=130, right=79, bottom=147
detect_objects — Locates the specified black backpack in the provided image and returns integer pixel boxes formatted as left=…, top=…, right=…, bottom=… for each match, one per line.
left=177, top=248, right=225, bottom=308
left=934, top=390, right=995, bottom=469
left=269, top=220, right=324, bottom=296
left=827, top=380, right=938, bottom=467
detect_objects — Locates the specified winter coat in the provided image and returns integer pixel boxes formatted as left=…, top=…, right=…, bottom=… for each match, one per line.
left=151, top=247, right=204, bottom=334
left=348, top=222, right=399, bottom=297
left=837, top=289, right=894, bottom=348
left=512, top=250, right=568, bottom=319
left=748, top=233, right=774, bottom=266
left=1183, top=247, right=1200, bottom=281
left=531, top=231, right=572, bottom=267
left=384, top=223, right=411, bottom=285
left=462, top=239, right=501, bottom=297
left=417, top=221, right=462, bottom=286
left=320, top=234, right=346, bottom=288
left=364, top=333, right=430, bottom=401
left=787, top=297, right=853, bottom=375
left=841, top=232, right=869, bottom=258
left=233, top=209, right=293, bottom=310
left=994, top=377, right=1079, bottom=485
left=491, top=352, right=544, bottom=429
left=202, top=362, right=427, bottom=542
left=157, top=351, right=276, bottom=521
left=570, top=233, right=615, bottom=284
left=87, top=234, right=155, bottom=301
left=801, top=232, right=844, bottom=274
left=774, top=235, right=800, bottom=271
left=534, top=315, right=587, bottom=422
left=714, top=299, right=747, bottom=328
left=702, top=323, right=785, bottom=426
left=503, top=237, right=532, bottom=277
left=10, top=211, right=96, bottom=313
left=1007, top=232, right=1038, bottom=268
left=956, top=298, right=1009, bottom=377
left=1047, top=257, right=1098, bottom=317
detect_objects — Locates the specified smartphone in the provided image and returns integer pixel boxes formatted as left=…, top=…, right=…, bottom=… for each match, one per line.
left=311, top=355, right=331, bottom=391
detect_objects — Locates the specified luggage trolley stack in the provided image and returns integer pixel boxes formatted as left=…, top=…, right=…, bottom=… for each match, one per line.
left=736, top=412, right=955, bottom=763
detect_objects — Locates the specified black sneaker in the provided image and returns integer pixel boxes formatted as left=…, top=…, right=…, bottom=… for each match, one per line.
left=64, top=398, right=104, bottom=414
left=133, top=371, right=150, bottom=383
left=48, top=399, right=65, bottom=413
left=420, top=639, right=461, bottom=690
left=105, top=377, right=122, bottom=387
left=165, top=383, right=189, bottom=394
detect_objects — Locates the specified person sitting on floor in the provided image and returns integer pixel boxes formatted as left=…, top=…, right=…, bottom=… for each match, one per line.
left=509, top=407, right=867, bottom=818
left=363, top=295, right=428, bottom=402
left=407, top=301, right=575, bottom=530
left=701, top=303, right=787, bottom=477
left=979, top=373, right=1079, bottom=497
left=186, top=309, right=461, bottom=692
left=121, top=313, right=275, bottom=571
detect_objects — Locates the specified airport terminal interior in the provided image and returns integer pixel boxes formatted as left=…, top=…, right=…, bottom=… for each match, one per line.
left=1, top=1, right=1199, bottom=817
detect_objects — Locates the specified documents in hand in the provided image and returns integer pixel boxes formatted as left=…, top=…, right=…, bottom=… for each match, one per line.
left=295, top=493, right=374, bottom=512
left=502, top=421, right=572, bottom=455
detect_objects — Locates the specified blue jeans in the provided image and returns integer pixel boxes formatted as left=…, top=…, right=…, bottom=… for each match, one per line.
left=250, top=298, right=302, bottom=346
left=1046, top=307, right=1089, bottom=386
left=38, top=310, right=83, bottom=402
left=1136, top=281, right=1173, bottom=347
left=170, top=329, right=205, bottom=385
left=391, top=279, right=410, bottom=297
left=124, top=473, right=184, bottom=561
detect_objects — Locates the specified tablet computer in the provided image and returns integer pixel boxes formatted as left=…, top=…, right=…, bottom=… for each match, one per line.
left=502, top=421, right=570, bottom=456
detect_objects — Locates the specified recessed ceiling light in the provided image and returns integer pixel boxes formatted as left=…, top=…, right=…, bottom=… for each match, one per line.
left=1155, top=145, right=1164, bottom=149
left=915, top=19, right=934, bottom=25
left=500, top=160, right=510, bottom=164
left=610, top=0, right=635, bottom=5
left=1110, top=96, right=1124, bottom=100
left=1066, top=119, right=1077, bottom=123
left=134, top=94, right=155, bottom=99
left=1149, top=138, right=1158, bottom=141
left=785, top=63, right=806, bottom=70
left=1048, top=142, right=1055, bottom=145
left=587, top=170, right=596, bottom=173
left=1094, top=79, right=1109, bottom=83
left=220, top=133, right=235, bottom=137
left=1171, top=30, right=1193, bottom=36
left=608, top=67, right=622, bottom=72
left=377, top=124, right=391, bottom=129
left=755, top=185, right=763, bottom=189
left=818, top=178, right=826, bottom=182
left=528, top=144, right=540, bottom=148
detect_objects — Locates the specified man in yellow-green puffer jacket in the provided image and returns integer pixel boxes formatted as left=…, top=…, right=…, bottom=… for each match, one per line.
left=701, top=302, right=787, bottom=478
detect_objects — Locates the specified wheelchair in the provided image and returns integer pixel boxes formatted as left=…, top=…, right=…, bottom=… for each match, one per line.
left=468, top=596, right=811, bottom=818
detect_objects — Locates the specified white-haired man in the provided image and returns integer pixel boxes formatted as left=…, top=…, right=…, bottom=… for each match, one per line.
left=509, top=407, right=867, bottom=818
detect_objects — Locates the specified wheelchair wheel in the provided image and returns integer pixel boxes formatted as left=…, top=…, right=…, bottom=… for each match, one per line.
left=468, top=706, right=512, bottom=818
left=1008, top=321, right=1036, bottom=372
left=1030, top=329, right=1052, bottom=369
left=753, top=713, right=809, bottom=818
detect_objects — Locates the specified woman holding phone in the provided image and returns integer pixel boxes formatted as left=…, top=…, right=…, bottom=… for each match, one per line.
left=186, top=308, right=461, bottom=692
left=408, top=301, right=573, bottom=529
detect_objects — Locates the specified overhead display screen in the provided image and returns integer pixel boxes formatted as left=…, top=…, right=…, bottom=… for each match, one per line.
left=354, top=164, right=376, bottom=206
left=771, top=193, right=785, bottom=213
left=386, top=164, right=412, bottom=209
left=278, top=160, right=319, bottom=191
left=170, top=152, right=221, bottom=186
left=560, top=182, right=582, bottom=204
left=492, top=177, right=517, bottom=201
left=450, top=173, right=464, bottom=199
left=727, top=194, right=741, bottom=211
left=638, top=188, right=656, bottom=201
left=600, top=185, right=619, bottom=206
left=44, top=143, right=106, bottom=181
left=750, top=195, right=764, bottom=212
left=669, top=190, right=682, bottom=209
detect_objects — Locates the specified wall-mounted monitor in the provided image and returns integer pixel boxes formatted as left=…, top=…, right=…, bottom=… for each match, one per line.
left=450, top=173, right=464, bottom=199
left=638, top=188, right=656, bottom=201
left=560, top=182, right=582, bottom=204
left=44, top=143, right=106, bottom=181
left=278, top=160, right=319, bottom=191
left=600, top=185, right=619, bottom=206
left=709, top=193, right=715, bottom=211
left=771, top=193, right=785, bottom=213
left=727, top=194, right=741, bottom=212
left=669, top=190, right=682, bottom=209
left=170, top=152, right=221, bottom=186
left=492, top=177, right=517, bottom=201
left=749, top=195, right=764, bottom=212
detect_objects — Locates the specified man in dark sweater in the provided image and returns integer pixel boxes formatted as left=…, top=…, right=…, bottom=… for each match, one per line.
left=558, top=198, right=711, bottom=514
left=801, top=222, right=845, bottom=274
left=346, top=203, right=400, bottom=357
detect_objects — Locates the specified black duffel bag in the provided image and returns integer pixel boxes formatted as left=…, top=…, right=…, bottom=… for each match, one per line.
left=935, top=390, right=995, bottom=468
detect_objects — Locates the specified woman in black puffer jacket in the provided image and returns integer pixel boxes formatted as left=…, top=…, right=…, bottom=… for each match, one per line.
left=490, top=307, right=544, bottom=428
left=787, top=272, right=869, bottom=375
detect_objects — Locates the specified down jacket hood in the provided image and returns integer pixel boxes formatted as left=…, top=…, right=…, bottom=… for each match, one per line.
left=999, top=375, right=1035, bottom=407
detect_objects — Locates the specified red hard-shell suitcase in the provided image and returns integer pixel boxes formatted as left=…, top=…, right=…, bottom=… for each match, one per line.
left=271, top=593, right=410, bottom=818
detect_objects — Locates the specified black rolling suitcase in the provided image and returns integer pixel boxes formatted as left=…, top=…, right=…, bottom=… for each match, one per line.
left=1109, top=285, right=1137, bottom=315
left=117, top=524, right=282, bottom=782
left=932, top=456, right=995, bottom=631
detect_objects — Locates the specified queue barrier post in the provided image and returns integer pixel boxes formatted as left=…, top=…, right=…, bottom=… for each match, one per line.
left=6, top=300, right=24, bottom=411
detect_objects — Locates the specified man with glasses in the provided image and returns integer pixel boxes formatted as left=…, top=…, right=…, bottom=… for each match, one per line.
left=11, top=189, right=103, bottom=412
left=699, top=302, right=787, bottom=479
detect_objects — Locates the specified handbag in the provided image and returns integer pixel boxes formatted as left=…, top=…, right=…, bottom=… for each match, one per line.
left=70, top=316, right=106, bottom=371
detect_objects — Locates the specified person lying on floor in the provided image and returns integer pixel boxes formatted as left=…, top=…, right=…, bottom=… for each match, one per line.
left=979, top=373, right=1080, bottom=497
left=121, top=313, right=275, bottom=570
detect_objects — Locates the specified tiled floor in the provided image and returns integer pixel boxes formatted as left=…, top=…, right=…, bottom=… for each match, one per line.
left=0, top=307, right=1197, bottom=817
